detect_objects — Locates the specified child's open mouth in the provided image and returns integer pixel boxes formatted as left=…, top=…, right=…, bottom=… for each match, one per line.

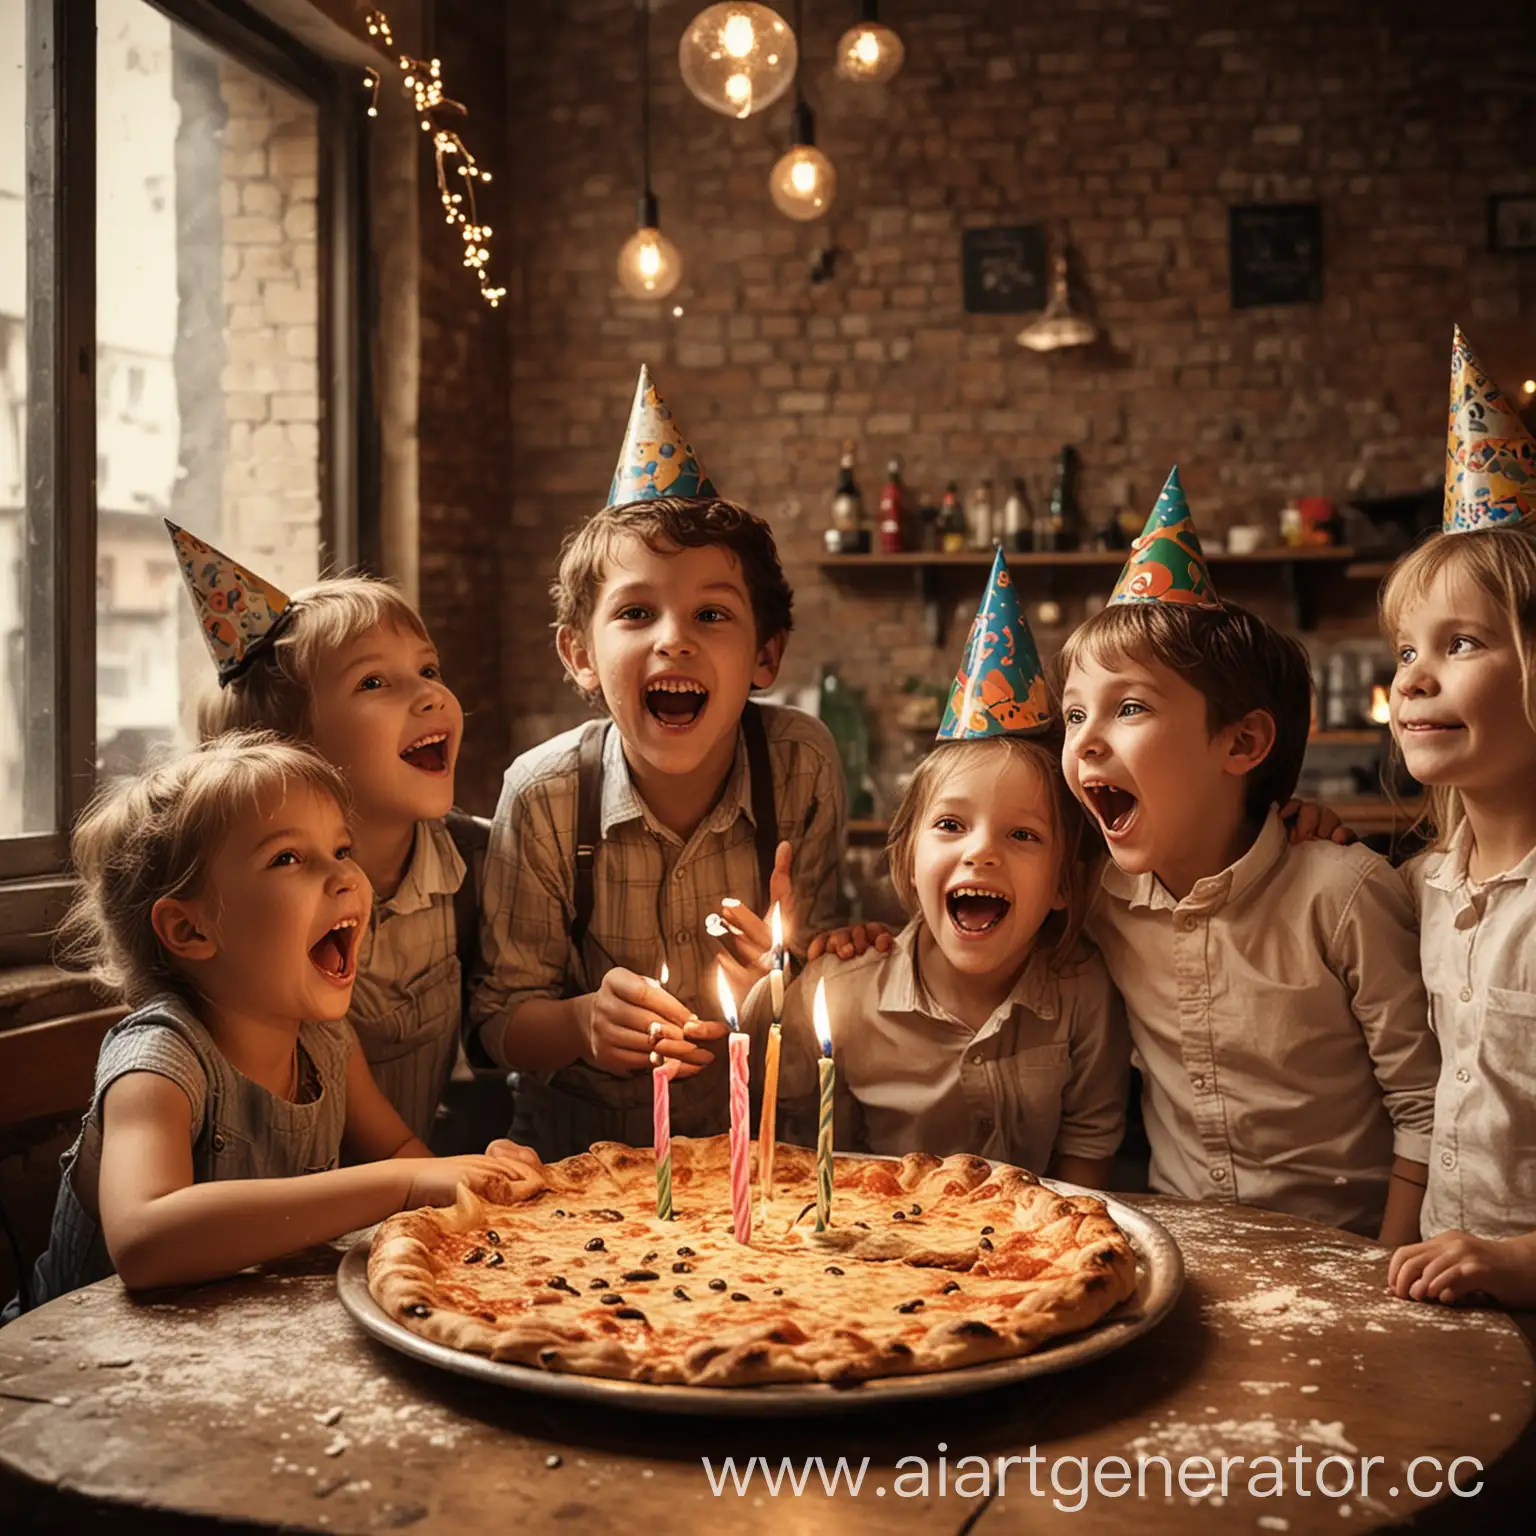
left=1083, top=782, right=1139, bottom=836
left=645, top=677, right=709, bottom=731
left=946, top=886, right=1011, bottom=936
left=400, top=731, right=450, bottom=774
left=308, top=917, right=361, bottom=984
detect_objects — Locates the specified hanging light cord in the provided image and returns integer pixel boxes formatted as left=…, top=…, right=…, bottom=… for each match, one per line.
left=639, top=0, right=652, bottom=200
left=793, top=0, right=805, bottom=108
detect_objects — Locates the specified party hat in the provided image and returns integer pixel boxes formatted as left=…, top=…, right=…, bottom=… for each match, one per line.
left=607, top=366, right=718, bottom=507
left=1108, top=466, right=1221, bottom=609
left=936, top=547, right=1051, bottom=739
left=165, top=520, right=293, bottom=686
left=1443, top=326, right=1536, bottom=532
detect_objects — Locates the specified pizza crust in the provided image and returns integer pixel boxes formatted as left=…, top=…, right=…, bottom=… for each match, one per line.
left=367, top=1137, right=1139, bottom=1388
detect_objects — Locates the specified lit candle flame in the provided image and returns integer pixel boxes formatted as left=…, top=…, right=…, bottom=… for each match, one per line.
left=716, top=964, right=739, bottom=1032
left=659, top=960, right=670, bottom=989
left=769, top=902, right=783, bottom=958
left=812, top=978, right=832, bottom=1056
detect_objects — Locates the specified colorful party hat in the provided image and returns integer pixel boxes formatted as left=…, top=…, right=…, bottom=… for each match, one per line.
left=607, top=366, right=718, bottom=507
left=165, top=520, right=293, bottom=686
left=1108, top=466, right=1221, bottom=609
left=936, top=547, right=1051, bottom=740
left=1443, top=326, right=1536, bottom=533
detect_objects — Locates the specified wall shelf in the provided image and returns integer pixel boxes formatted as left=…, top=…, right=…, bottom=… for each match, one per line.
left=816, top=547, right=1380, bottom=643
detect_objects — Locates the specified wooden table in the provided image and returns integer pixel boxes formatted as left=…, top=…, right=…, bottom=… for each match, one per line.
left=2, top=1199, right=1532, bottom=1534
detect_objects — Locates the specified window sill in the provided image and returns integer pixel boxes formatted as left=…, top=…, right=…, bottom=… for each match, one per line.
left=0, top=875, right=76, bottom=970
left=0, top=963, right=106, bottom=1033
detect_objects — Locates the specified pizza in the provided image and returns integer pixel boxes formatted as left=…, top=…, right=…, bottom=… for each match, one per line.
left=366, top=1136, right=1140, bottom=1388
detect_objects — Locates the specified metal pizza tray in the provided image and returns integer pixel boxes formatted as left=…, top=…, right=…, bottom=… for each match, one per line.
left=335, top=1180, right=1184, bottom=1417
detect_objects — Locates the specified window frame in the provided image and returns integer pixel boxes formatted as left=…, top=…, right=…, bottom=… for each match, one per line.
left=0, top=0, right=368, bottom=964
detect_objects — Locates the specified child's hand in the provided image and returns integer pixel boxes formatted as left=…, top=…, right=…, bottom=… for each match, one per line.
left=707, top=840, right=794, bottom=990
left=400, top=1148, right=542, bottom=1210
left=580, top=968, right=704, bottom=1076
left=806, top=922, right=895, bottom=962
left=1279, top=797, right=1358, bottom=846
left=1388, top=1229, right=1536, bottom=1308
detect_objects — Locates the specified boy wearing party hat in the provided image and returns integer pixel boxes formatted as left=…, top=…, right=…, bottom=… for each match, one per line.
left=171, top=521, right=483, bottom=1147
left=752, top=548, right=1128, bottom=1180
left=468, top=368, right=847, bottom=1159
left=1056, top=469, right=1439, bottom=1239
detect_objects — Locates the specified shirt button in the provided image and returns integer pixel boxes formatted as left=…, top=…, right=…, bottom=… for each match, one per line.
left=1192, top=1075, right=1207, bottom=1092
left=971, top=1053, right=984, bottom=1066
left=672, top=869, right=683, bottom=883
left=676, top=930, right=691, bottom=946
left=1459, top=987, right=1473, bottom=1003
left=212, top=1132, right=226, bottom=1152
left=1210, top=1166, right=1228, bottom=1182
left=1456, top=1068, right=1470, bottom=1083
left=1180, top=915, right=1198, bottom=932
left=1440, top=1151, right=1456, bottom=1170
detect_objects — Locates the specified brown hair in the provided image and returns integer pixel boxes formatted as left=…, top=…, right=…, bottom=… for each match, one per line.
left=58, top=732, right=352, bottom=1008
left=197, top=575, right=431, bottom=742
left=1056, top=600, right=1313, bottom=821
left=551, top=495, right=794, bottom=656
left=885, top=732, right=1092, bottom=973
left=1379, top=518, right=1536, bottom=850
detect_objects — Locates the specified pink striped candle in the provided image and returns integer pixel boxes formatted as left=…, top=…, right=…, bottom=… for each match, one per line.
left=653, top=1053, right=675, bottom=1220
left=717, top=966, right=752, bottom=1246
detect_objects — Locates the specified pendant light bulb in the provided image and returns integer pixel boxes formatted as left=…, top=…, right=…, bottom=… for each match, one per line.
left=618, top=197, right=683, bottom=300
left=836, top=1, right=904, bottom=84
left=769, top=101, right=836, bottom=221
left=679, top=3, right=798, bottom=119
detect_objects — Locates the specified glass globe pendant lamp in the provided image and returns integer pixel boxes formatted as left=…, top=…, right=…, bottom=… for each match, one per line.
left=835, top=0, right=904, bottom=84
left=678, top=3, right=797, bottom=119
left=617, top=0, right=683, bottom=300
left=769, top=100, right=836, bottom=221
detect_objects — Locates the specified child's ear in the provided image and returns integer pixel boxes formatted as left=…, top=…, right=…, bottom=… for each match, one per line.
left=556, top=624, right=603, bottom=698
left=1219, top=708, right=1278, bottom=778
left=151, top=897, right=216, bottom=962
left=752, top=631, right=786, bottom=690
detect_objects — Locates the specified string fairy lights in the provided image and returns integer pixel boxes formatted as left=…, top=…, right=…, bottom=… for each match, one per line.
left=362, top=9, right=505, bottom=307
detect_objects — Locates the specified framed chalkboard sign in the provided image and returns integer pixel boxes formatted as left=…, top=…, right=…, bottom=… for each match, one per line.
left=1229, top=203, right=1323, bottom=309
left=962, top=225, right=1048, bottom=314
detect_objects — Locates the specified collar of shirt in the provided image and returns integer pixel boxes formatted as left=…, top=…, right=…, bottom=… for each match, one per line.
left=1099, top=804, right=1288, bottom=916
left=376, top=817, right=467, bottom=918
left=1423, top=818, right=1536, bottom=898
left=874, top=917, right=1059, bottom=1034
left=598, top=717, right=758, bottom=844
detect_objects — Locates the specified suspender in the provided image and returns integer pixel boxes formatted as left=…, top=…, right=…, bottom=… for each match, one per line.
left=571, top=703, right=780, bottom=951
left=443, top=807, right=494, bottom=1068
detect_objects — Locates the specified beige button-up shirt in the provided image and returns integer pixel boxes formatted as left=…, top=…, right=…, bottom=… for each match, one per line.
left=1088, top=808, right=1439, bottom=1235
left=349, top=817, right=468, bottom=1144
left=1407, top=825, right=1536, bottom=1241
left=751, top=919, right=1129, bottom=1174
left=471, top=703, right=846, bottom=1147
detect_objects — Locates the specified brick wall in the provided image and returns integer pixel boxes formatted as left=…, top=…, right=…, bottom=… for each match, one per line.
left=416, top=0, right=512, bottom=815
left=487, top=0, right=1536, bottom=816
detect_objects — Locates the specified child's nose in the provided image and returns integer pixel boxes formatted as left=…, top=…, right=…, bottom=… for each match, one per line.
left=1395, top=659, right=1431, bottom=697
left=654, top=618, right=697, bottom=655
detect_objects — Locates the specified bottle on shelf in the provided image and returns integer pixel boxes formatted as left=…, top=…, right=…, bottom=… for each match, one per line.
left=968, top=479, right=997, bottom=549
left=1002, top=476, right=1031, bottom=553
left=940, top=481, right=966, bottom=553
left=878, top=456, right=905, bottom=554
left=826, top=441, right=869, bottom=554
left=1047, top=445, right=1080, bottom=552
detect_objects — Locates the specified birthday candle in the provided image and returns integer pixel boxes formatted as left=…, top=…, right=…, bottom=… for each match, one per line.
left=717, top=966, right=752, bottom=1246
left=758, top=906, right=787, bottom=1221
left=652, top=1053, right=674, bottom=1220
left=812, top=978, right=834, bottom=1232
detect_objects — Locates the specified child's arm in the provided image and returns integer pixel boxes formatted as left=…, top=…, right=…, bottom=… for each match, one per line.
left=1389, top=1229, right=1536, bottom=1309
left=96, top=1073, right=538, bottom=1292
left=1330, top=859, right=1440, bottom=1243
left=1046, top=957, right=1131, bottom=1193
left=469, top=786, right=712, bottom=1076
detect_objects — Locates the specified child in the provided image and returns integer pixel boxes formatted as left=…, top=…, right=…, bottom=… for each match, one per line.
left=757, top=552, right=1128, bottom=1179
left=469, top=368, right=847, bottom=1159
left=5, top=733, right=533, bottom=1316
left=172, top=522, right=481, bottom=1146
left=1386, top=330, right=1536, bottom=1308
left=1057, top=468, right=1440, bottom=1242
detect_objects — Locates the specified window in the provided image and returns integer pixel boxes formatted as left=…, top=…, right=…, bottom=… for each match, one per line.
left=1, top=0, right=364, bottom=961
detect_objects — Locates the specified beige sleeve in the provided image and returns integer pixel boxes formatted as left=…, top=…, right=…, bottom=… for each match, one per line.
left=1052, top=953, right=1132, bottom=1163
left=1329, top=858, right=1440, bottom=1163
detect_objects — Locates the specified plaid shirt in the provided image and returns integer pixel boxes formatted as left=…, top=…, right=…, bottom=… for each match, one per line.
left=471, top=702, right=847, bottom=1146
